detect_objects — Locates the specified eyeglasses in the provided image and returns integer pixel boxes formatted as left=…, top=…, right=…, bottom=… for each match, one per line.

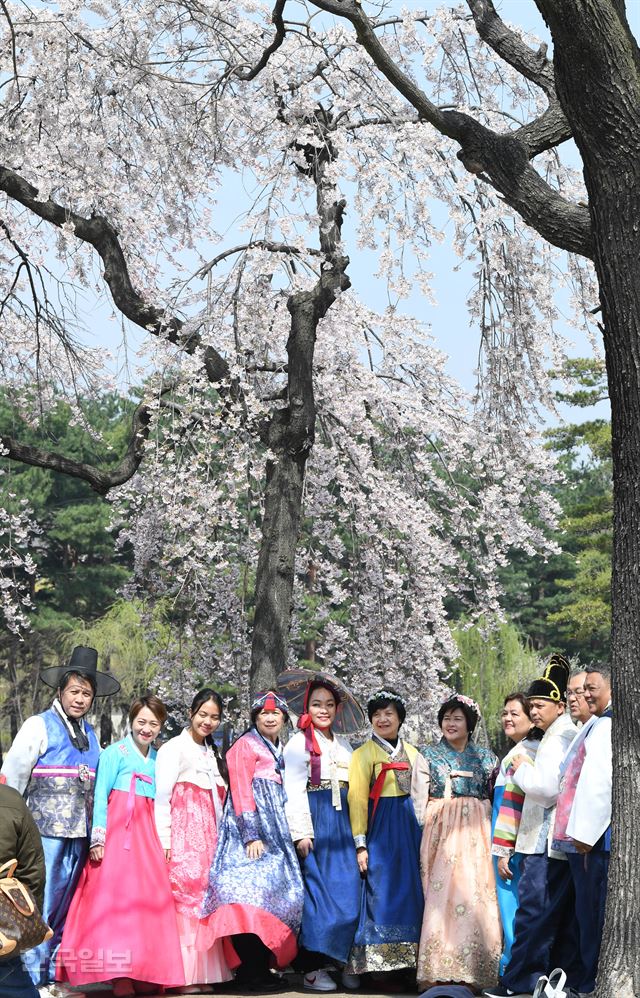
left=567, top=690, right=585, bottom=699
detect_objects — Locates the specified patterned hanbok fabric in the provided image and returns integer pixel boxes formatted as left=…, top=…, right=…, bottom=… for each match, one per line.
left=200, top=728, right=304, bottom=968
left=418, top=738, right=501, bottom=991
left=491, top=738, right=539, bottom=973
left=155, top=729, right=233, bottom=986
left=346, top=735, right=428, bottom=974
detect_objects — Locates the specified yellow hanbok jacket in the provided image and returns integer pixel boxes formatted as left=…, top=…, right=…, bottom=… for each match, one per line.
left=348, top=738, right=429, bottom=846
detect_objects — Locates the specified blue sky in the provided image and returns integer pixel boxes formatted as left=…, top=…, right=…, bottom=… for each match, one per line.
left=99, top=0, right=634, bottom=427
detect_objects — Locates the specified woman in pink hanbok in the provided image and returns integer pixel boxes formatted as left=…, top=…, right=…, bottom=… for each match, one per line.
left=155, top=688, right=233, bottom=994
left=58, top=695, right=185, bottom=997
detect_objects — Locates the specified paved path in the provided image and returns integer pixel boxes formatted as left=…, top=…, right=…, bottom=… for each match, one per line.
left=75, top=979, right=417, bottom=998
left=76, top=988, right=416, bottom=998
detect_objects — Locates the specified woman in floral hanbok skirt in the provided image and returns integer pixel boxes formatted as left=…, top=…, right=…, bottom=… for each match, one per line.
left=418, top=694, right=501, bottom=994
left=155, top=688, right=233, bottom=993
left=58, top=695, right=184, bottom=997
left=200, top=691, right=304, bottom=992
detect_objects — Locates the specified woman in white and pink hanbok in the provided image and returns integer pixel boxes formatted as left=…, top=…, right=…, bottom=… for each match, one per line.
left=155, top=688, right=233, bottom=994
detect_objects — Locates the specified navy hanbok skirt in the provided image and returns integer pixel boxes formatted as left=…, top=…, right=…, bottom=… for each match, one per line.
left=349, top=794, right=423, bottom=974
left=299, top=787, right=361, bottom=964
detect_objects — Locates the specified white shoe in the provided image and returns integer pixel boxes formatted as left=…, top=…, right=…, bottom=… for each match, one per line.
left=304, top=969, right=338, bottom=992
left=341, top=971, right=361, bottom=990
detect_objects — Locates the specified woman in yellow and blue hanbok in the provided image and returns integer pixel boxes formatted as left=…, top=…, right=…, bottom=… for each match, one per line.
left=346, top=689, right=428, bottom=977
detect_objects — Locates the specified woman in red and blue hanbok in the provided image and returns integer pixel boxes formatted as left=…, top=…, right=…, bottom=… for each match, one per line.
left=283, top=678, right=361, bottom=991
left=58, top=695, right=184, bottom=997
left=200, top=691, right=304, bottom=991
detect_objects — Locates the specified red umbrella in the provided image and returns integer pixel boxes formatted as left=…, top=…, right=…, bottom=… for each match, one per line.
left=276, top=668, right=366, bottom=734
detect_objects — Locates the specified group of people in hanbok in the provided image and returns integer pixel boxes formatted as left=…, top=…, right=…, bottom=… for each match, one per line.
left=1, top=647, right=612, bottom=998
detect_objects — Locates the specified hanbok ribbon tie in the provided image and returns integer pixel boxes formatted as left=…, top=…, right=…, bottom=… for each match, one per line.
left=298, top=713, right=322, bottom=787
left=443, top=770, right=473, bottom=800
left=125, top=772, right=153, bottom=850
left=369, top=761, right=410, bottom=822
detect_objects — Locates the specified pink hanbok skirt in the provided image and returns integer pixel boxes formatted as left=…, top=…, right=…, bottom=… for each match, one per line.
left=168, top=781, right=233, bottom=984
left=57, top=789, right=185, bottom=988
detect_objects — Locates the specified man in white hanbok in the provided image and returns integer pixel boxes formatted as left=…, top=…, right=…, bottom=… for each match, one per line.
left=553, top=666, right=612, bottom=997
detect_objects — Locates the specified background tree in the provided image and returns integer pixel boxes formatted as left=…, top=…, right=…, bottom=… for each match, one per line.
left=285, top=2, right=637, bottom=991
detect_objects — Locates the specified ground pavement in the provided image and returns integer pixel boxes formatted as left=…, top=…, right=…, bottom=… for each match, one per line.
left=74, top=987, right=417, bottom=998
left=73, top=976, right=418, bottom=998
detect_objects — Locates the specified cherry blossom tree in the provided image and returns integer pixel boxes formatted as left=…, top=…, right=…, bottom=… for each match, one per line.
left=0, top=0, right=565, bottom=726
left=0, top=1, right=634, bottom=989
left=240, top=1, right=633, bottom=993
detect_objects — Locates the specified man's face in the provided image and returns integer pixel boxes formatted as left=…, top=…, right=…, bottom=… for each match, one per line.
left=58, top=674, right=95, bottom=719
left=528, top=698, right=565, bottom=732
left=566, top=672, right=590, bottom=723
left=583, top=672, right=612, bottom=717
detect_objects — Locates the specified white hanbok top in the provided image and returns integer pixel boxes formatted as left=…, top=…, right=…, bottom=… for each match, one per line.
left=283, top=728, right=352, bottom=842
left=513, top=712, right=576, bottom=858
left=0, top=701, right=94, bottom=793
left=154, top=728, right=226, bottom=849
left=566, top=709, right=612, bottom=847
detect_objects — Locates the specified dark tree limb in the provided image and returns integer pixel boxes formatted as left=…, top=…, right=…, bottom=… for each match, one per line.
left=233, top=0, right=287, bottom=81
left=308, top=0, right=593, bottom=258
left=250, top=116, right=350, bottom=693
left=1, top=403, right=152, bottom=496
left=0, top=164, right=231, bottom=385
left=466, top=0, right=556, bottom=94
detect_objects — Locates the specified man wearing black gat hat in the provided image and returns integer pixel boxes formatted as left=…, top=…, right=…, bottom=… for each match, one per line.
left=1, top=646, right=119, bottom=996
left=483, top=655, right=583, bottom=998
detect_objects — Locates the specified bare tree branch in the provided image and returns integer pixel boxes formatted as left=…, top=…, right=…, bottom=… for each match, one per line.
left=198, top=239, right=321, bottom=278
left=466, top=0, right=573, bottom=152
left=308, top=0, right=593, bottom=258
left=0, top=164, right=232, bottom=386
left=1, top=403, right=152, bottom=496
left=234, top=0, right=287, bottom=81
left=466, top=0, right=555, bottom=95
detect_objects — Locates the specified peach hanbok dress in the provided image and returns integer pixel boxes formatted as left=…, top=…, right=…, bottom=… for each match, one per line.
left=417, top=738, right=501, bottom=991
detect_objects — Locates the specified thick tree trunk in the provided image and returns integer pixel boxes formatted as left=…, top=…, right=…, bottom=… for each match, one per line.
left=250, top=137, right=349, bottom=695
left=251, top=438, right=309, bottom=692
left=535, top=3, right=640, bottom=994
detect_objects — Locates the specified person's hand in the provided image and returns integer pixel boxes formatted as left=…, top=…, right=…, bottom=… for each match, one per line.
left=296, top=838, right=313, bottom=858
left=571, top=838, right=593, bottom=854
left=164, top=848, right=171, bottom=861
left=497, top=856, right=512, bottom=881
left=90, top=845, right=104, bottom=863
left=510, top=754, right=526, bottom=772
left=246, top=839, right=266, bottom=860
left=357, top=847, right=368, bottom=874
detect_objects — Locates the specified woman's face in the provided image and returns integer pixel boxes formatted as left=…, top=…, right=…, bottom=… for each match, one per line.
left=501, top=699, right=532, bottom=743
left=255, top=707, right=285, bottom=742
left=190, top=698, right=222, bottom=743
left=308, top=687, right=337, bottom=732
left=440, top=707, right=469, bottom=745
left=131, top=706, right=163, bottom=755
left=371, top=704, right=401, bottom=742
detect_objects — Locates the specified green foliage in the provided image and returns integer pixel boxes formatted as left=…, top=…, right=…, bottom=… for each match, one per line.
left=499, top=365, right=612, bottom=662
left=451, top=617, right=541, bottom=743
left=59, top=599, right=165, bottom=701
left=0, top=393, right=135, bottom=633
